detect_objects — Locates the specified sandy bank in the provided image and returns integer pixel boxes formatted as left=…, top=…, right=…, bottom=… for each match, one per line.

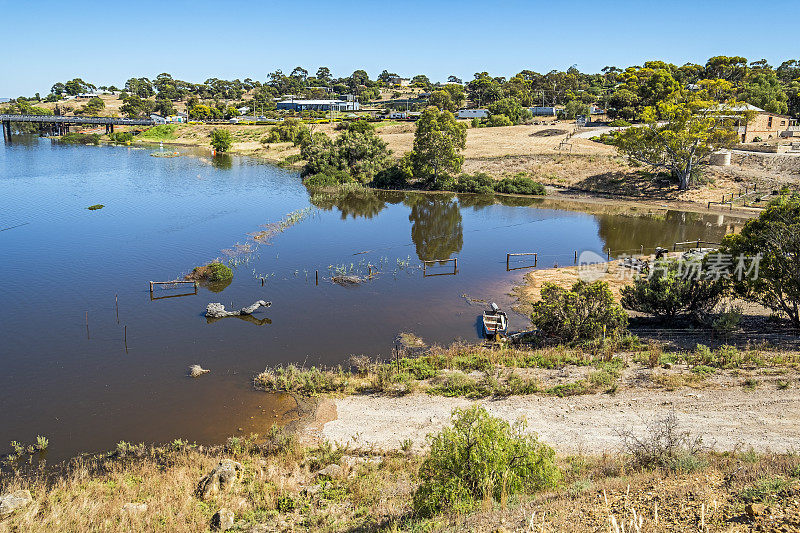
left=321, top=386, right=800, bottom=454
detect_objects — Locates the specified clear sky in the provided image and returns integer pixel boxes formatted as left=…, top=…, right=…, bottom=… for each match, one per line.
left=1, top=0, right=796, bottom=96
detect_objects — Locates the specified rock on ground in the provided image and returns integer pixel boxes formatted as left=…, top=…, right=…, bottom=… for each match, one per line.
left=0, top=489, right=32, bottom=518
left=211, top=507, right=235, bottom=530
left=121, top=502, right=148, bottom=514
left=196, top=459, right=243, bottom=500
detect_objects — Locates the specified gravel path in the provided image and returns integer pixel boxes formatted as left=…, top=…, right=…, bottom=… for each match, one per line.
left=322, top=387, right=800, bottom=454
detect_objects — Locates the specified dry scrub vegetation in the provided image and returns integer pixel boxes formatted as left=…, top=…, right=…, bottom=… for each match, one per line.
left=2, top=413, right=799, bottom=532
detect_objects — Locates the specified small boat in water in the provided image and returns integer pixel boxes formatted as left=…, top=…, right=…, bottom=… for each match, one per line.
left=482, top=302, right=508, bottom=338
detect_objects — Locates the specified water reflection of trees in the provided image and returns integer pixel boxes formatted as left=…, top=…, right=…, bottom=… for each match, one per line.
left=211, top=154, right=233, bottom=169
left=309, top=186, right=389, bottom=219
left=405, top=194, right=463, bottom=262
left=596, top=210, right=742, bottom=254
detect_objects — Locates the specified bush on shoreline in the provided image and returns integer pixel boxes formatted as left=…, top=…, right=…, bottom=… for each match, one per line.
left=413, top=406, right=560, bottom=516
left=58, top=132, right=100, bottom=145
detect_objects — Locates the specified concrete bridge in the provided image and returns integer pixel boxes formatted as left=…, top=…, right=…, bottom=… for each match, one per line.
left=1, top=114, right=155, bottom=142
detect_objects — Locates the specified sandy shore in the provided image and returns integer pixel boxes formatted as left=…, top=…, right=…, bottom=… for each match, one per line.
left=320, top=386, right=800, bottom=454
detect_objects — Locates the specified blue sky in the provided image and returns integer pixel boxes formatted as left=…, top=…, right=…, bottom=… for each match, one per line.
left=0, top=0, right=796, bottom=96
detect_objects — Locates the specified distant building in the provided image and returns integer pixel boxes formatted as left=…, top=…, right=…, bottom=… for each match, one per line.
left=276, top=99, right=360, bottom=112
left=387, top=76, right=410, bottom=87
left=529, top=106, right=557, bottom=116
left=711, top=103, right=792, bottom=143
left=150, top=114, right=167, bottom=124
left=456, top=109, right=489, bottom=119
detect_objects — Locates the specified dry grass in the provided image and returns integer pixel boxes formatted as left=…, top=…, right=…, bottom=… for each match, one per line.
left=0, top=436, right=419, bottom=533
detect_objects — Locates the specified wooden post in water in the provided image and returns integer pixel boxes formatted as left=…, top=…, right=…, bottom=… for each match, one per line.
left=85, top=311, right=89, bottom=339
left=115, top=294, right=119, bottom=324
left=506, top=253, right=510, bottom=270
left=124, top=325, right=128, bottom=354
left=453, top=258, right=458, bottom=274
left=574, top=250, right=578, bottom=264
left=607, top=249, right=611, bottom=261
left=315, top=270, right=318, bottom=285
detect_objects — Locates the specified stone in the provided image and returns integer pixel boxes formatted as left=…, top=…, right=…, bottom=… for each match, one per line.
left=189, top=365, right=210, bottom=378
left=197, top=459, right=244, bottom=500
left=205, top=301, right=270, bottom=318
left=121, top=502, right=148, bottom=514
left=747, top=503, right=766, bottom=518
left=0, top=490, right=32, bottom=518
left=211, top=507, right=235, bottom=531
left=315, top=464, right=343, bottom=479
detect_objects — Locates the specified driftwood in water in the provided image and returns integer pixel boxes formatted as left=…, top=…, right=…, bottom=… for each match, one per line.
left=205, top=300, right=271, bottom=318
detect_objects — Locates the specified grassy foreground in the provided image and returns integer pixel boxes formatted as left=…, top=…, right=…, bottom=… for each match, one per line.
left=1, top=425, right=799, bottom=531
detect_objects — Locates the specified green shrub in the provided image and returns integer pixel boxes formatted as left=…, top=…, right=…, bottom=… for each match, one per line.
left=108, top=131, right=134, bottom=143
left=494, top=175, right=546, bottom=195
left=413, top=406, right=560, bottom=517
left=740, top=477, right=790, bottom=503
left=190, top=261, right=232, bottom=283
left=620, top=259, right=726, bottom=321
left=210, top=129, right=233, bottom=152
left=59, top=132, right=100, bottom=145
left=487, top=114, right=513, bottom=127
left=265, top=118, right=310, bottom=145
left=371, top=164, right=410, bottom=189
left=454, top=172, right=495, bottom=194
left=303, top=172, right=349, bottom=189
left=531, top=280, right=628, bottom=342
left=302, top=128, right=391, bottom=184
left=712, top=303, right=742, bottom=336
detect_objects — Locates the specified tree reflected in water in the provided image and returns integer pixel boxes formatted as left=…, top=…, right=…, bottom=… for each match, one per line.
left=309, top=186, right=388, bottom=219
left=405, top=194, right=463, bottom=262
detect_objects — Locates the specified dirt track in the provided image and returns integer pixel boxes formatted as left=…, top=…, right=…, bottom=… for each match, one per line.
left=321, top=386, right=800, bottom=454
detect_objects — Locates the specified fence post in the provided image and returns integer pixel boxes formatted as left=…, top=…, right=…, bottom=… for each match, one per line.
left=574, top=250, right=577, bottom=263
left=507, top=253, right=510, bottom=271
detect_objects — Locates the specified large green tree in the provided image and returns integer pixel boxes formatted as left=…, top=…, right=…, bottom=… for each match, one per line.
left=613, top=99, right=738, bottom=190
left=720, top=194, right=800, bottom=328
left=410, top=108, right=467, bottom=189
left=738, top=70, right=789, bottom=114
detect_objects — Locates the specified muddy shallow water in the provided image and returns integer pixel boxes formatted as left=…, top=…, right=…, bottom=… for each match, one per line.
left=0, top=136, right=746, bottom=462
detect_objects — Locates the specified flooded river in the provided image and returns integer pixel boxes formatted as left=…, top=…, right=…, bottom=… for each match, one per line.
left=0, top=136, right=746, bottom=461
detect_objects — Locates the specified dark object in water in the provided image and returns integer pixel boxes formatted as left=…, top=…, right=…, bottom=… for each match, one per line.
left=482, top=302, right=508, bottom=338
left=87, top=204, right=104, bottom=210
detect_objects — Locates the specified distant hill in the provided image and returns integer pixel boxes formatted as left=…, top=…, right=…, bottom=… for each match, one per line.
left=0, top=98, right=10, bottom=103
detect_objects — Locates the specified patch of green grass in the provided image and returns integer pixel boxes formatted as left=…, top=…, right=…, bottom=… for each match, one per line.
left=140, top=124, right=179, bottom=141
left=691, top=365, right=716, bottom=376
left=742, top=377, right=760, bottom=390
left=740, top=477, right=790, bottom=503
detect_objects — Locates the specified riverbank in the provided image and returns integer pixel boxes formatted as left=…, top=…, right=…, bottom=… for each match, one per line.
left=112, top=121, right=799, bottom=215
left=2, top=398, right=799, bottom=531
